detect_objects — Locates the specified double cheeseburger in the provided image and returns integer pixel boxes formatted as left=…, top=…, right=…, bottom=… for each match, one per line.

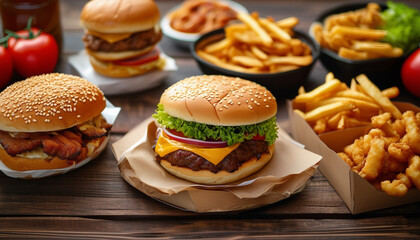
left=0, top=73, right=112, bottom=171
left=80, top=0, right=165, bottom=78
left=153, top=75, right=278, bottom=184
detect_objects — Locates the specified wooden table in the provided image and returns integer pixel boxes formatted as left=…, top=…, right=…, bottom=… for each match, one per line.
left=1, top=0, right=420, bottom=238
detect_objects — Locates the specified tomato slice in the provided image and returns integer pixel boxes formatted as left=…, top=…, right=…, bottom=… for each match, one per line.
left=252, top=135, right=265, bottom=140
left=113, top=48, right=160, bottom=66
left=163, top=128, right=228, bottom=148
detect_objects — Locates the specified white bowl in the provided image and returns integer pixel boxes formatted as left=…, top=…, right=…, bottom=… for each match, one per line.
left=161, top=0, right=248, bottom=48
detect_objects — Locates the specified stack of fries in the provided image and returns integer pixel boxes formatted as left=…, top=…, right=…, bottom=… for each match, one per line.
left=293, top=73, right=400, bottom=134
left=196, top=12, right=313, bottom=73
left=311, top=3, right=403, bottom=60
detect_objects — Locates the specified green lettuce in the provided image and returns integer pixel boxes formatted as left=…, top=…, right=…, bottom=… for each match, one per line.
left=153, top=104, right=278, bottom=146
left=380, top=1, right=420, bottom=53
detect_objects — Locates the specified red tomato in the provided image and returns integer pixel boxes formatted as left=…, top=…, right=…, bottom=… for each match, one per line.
left=401, top=48, right=420, bottom=98
left=113, top=48, right=160, bottom=66
left=252, top=135, right=265, bottom=140
left=8, top=28, right=58, bottom=78
left=0, top=46, right=13, bottom=88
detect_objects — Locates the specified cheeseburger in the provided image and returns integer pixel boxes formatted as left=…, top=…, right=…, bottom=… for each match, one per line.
left=80, top=0, right=165, bottom=78
left=0, top=73, right=112, bottom=171
left=153, top=75, right=278, bottom=184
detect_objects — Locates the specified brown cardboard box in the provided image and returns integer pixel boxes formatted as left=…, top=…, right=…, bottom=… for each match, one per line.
left=288, top=101, right=420, bottom=214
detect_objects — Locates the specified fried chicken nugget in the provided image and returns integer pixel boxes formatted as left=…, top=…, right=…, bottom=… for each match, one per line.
left=402, top=111, right=420, bottom=154
left=381, top=179, right=407, bottom=197
left=360, top=137, right=386, bottom=180
left=406, top=155, right=420, bottom=190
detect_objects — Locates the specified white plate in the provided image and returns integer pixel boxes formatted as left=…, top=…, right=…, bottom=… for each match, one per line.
left=161, top=0, right=248, bottom=48
left=68, top=50, right=178, bottom=96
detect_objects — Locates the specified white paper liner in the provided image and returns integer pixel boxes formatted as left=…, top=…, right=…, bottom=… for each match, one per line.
left=0, top=100, right=120, bottom=179
left=68, top=50, right=177, bottom=95
left=112, top=118, right=322, bottom=212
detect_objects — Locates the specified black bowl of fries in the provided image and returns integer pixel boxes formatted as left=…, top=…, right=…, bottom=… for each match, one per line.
left=310, top=2, right=410, bottom=88
left=191, top=13, right=320, bottom=98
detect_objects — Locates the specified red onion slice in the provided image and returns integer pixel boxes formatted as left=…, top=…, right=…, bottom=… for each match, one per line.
left=163, top=127, right=228, bottom=148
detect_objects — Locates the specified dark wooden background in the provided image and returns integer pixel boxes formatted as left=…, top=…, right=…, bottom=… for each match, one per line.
left=1, top=0, right=420, bottom=239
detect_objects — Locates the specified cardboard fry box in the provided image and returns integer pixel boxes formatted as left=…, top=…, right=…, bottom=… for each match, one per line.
left=288, top=101, right=420, bottom=214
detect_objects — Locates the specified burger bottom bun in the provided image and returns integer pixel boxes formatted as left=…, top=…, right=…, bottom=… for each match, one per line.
left=160, top=144, right=274, bottom=185
left=86, top=44, right=155, bottom=61
left=89, top=55, right=166, bottom=78
left=0, top=136, right=108, bottom=171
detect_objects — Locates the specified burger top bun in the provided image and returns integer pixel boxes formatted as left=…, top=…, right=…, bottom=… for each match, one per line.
left=159, top=75, right=277, bottom=126
left=80, top=0, right=160, bottom=34
left=0, top=73, right=106, bottom=133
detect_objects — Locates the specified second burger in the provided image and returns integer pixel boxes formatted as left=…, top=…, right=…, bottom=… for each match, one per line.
left=153, top=75, right=278, bottom=184
left=80, top=0, right=165, bottom=78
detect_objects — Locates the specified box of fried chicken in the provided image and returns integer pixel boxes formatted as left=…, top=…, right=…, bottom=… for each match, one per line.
left=288, top=73, right=420, bottom=214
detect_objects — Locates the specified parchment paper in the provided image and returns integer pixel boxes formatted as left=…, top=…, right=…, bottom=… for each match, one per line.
left=112, top=118, right=322, bottom=212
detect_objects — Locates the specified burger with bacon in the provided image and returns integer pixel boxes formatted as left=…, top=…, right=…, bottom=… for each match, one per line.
left=0, top=73, right=112, bottom=171
left=80, top=0, right=165, bottom=78
left=152, top=75, right=278, bottom=184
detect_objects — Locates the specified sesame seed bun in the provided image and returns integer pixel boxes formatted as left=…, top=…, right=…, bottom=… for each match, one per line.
left=80, top=0, right=160, bottom=34
left=0, top=73, right=106, bottom=132
left=160, top=144, right=274, bottom=184
left=159, top=75, right=277, bottom=126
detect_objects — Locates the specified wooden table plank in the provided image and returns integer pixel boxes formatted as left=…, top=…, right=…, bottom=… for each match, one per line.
left=0, top=217, right=419, bottom=239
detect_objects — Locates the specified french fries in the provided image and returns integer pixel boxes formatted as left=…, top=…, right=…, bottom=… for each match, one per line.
left=196, top=12, right=313, bottom=73
left=293, top=73, right=402, bottom=134
left=311, top=3, right=403, bottom=60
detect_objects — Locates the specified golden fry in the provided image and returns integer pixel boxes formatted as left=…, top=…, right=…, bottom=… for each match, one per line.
left=356, top=74, right=402, bottom=119
left=333, top=90, right=375, bottom=103
left=294, top=79, right=341, bottom=103
left=232, top=55, right=264, bottom=68
left=250, top=46, right=268, bottom=60
left=276, top=16, right=299, bottom=28
left=204, top=38, right=232, bottom=53
left=304, top=101, right=354, bottom=122
left=330, top=25, right=386, bottom=40
left=266, top=55, right=313, bottom=66
left=237, top=12, right=273, bottom=46
left=258, top=17, right=291, bottom=42
left=381, top=87, right=400, bottom=99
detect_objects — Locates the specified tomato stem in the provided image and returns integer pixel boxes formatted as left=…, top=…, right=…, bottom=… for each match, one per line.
left=3, top=17, right=42, bottom=41
left=0, top=35, right=10, bottom=47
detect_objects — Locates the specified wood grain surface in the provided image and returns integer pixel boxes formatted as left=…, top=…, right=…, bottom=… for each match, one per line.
left=1, top=0, right=420, bottom=238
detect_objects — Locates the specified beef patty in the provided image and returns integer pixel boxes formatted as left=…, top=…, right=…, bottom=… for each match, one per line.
left=156, top=140, right=270, bottom=173
left=82, top=28, right=162, bottom=52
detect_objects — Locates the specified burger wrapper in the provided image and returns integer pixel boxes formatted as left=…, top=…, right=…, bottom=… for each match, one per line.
left=68, top=50, right=178, bottom=96
left=112, top=118, right=322, bottom=212
left=0, top=100, right=121, bottom=179
left=288, top=100, right=420, bottom=214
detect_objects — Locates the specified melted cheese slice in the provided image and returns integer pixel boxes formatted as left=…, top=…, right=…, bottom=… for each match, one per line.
left=87, top=30, right=132, bottom=43
left=155, top=132, right=240, bottom=165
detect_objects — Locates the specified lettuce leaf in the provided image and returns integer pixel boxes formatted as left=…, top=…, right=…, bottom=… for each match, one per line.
left=380, top=1, right=420, bottom=53
left=153, top=104, right=278, bottom=145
